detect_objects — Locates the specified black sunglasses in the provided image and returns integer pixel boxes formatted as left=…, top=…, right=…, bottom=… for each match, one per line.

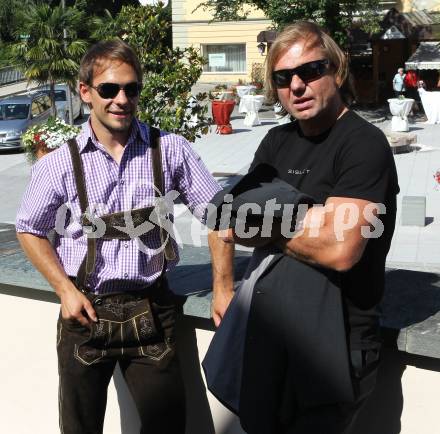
left=91, top=82, right=142, bottom=99
left=272, top=59, right=330, bottom=88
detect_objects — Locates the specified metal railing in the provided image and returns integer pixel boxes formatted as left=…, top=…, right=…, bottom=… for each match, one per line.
left=0, top=67, right=24, bottom=86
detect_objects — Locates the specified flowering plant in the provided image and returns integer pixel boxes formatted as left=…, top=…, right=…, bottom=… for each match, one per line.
left=434, top=169, right=440, bottom=190
left=22, top=117, right=80, bottom=162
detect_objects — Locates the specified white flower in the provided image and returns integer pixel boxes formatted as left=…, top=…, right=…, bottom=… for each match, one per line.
left=22, top=116, right=81, bottom=162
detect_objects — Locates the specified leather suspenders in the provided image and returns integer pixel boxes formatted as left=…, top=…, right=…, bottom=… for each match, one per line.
left=67, top=126, right=176, bottom=291
left=67, top=137, right=96, bottom=290
left=149, top=127, right=177, bottom=263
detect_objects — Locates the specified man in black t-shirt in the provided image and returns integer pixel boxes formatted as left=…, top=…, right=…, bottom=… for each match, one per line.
left=212, top=21, right=399, bottom=434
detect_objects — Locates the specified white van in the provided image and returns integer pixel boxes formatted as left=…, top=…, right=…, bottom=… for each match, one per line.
left=41, top=84, right=84, bottom=121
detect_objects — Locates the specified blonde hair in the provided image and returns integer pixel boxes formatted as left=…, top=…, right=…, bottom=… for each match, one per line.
left=265, top=21, right=352, bottom=111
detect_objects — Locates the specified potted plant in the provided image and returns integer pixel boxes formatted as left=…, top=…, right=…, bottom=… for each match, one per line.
left=22, top=117, right=80, bottom=163
left=209, top=84, right=228, bottom=100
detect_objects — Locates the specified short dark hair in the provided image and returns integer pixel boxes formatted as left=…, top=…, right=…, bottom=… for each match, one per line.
left=79, top=39, right=143, bottom=85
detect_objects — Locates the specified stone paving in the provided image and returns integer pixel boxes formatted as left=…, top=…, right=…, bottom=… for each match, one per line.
left=384, top=120, right=440, bottom=270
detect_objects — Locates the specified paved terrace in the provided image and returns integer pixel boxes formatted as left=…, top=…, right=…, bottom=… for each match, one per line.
left=0, top=103, right=440, bottom=433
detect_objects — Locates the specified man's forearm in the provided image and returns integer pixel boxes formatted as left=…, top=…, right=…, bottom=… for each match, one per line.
left=281, top=200, right=369, bottom=272
left=208, top=230, right=235, bottom=326
left=282, top=226, right=346, bottom=270
left=16, top=232, right=76, bottom=297
left=208, top=230, right=235, bottom=292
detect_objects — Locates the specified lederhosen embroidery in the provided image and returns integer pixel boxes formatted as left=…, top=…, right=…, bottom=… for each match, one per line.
left=67, top=126, right=176, bottom=292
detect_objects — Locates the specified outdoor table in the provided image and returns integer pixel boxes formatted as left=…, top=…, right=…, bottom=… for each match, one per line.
left=418, top=88, right=440, bottom=124
left=240, top=95, right=265, bottom=127
left=237, top=85, right=257, bottom=112
left=236, top=85, right=257, bottom=99
left=211, top=100, right=235, bottom=134
left=387, top=98, right=414, bottom=132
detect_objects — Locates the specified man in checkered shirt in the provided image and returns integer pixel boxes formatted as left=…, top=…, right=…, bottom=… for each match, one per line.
left=16, top=39, right=233, bottom=434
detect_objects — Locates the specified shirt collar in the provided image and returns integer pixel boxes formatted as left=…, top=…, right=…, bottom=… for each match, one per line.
left=77, top=118, right=147, bottom=154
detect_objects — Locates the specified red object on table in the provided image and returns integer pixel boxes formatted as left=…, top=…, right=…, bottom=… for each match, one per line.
left=212, top=100, right=235, bottom=134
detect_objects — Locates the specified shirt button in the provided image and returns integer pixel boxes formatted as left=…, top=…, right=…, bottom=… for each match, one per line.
left=124, top=273, right=128, bottom=278
left=120, top=180, right=125, bottom=185
left=124, top=243, right=129, bottom=248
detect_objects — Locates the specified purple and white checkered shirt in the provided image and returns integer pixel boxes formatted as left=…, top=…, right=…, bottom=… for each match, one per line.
left=16, top=119, right=221, bottom=293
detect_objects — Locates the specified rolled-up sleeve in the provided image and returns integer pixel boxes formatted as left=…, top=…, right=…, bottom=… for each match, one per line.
left=16, top=157, right=64, bottom=236
left=173, top=138, right=221, bottom=222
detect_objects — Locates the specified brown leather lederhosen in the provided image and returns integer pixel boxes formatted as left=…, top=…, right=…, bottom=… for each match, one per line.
left=66, top=126, right=176, bottom=292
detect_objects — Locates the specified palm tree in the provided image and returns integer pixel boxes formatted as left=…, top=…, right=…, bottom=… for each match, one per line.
left=11, top=1, right=88, bottom=116
left=0, top=0, right=21, bottom=43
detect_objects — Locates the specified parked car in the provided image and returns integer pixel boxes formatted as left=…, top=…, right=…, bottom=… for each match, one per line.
left=0, top=92, right=52, bottom=150
left=40, top=84, right=84, bottom=121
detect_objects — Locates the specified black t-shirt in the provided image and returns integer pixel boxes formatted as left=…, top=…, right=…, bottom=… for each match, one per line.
left=250, top=110, right=400, bottom=350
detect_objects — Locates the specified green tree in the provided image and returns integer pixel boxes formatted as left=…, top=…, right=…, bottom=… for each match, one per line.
left=0, top=0, right=23, bottom=43
left=10, top=1, right=88, bottom=115
left=195, top=0, right=382, bottom=49
left=59, top=0, right=139, bottom=17
left=96, top=3, right=209, bottom=142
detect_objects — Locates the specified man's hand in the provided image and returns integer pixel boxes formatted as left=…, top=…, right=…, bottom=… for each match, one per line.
left=16, top=233, right=99, bottom=327
left=212, top=286, right=234, bottom=328
left=60, top=287, right=98, bottom=327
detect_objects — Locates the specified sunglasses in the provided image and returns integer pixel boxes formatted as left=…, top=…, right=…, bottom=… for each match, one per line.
left=90, top=82, right=142, bottom=99
left=272, top=59, right=330, bottom=88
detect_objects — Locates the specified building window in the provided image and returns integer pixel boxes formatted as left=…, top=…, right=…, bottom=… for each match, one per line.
left=202, top=44, right=246, bottom=73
